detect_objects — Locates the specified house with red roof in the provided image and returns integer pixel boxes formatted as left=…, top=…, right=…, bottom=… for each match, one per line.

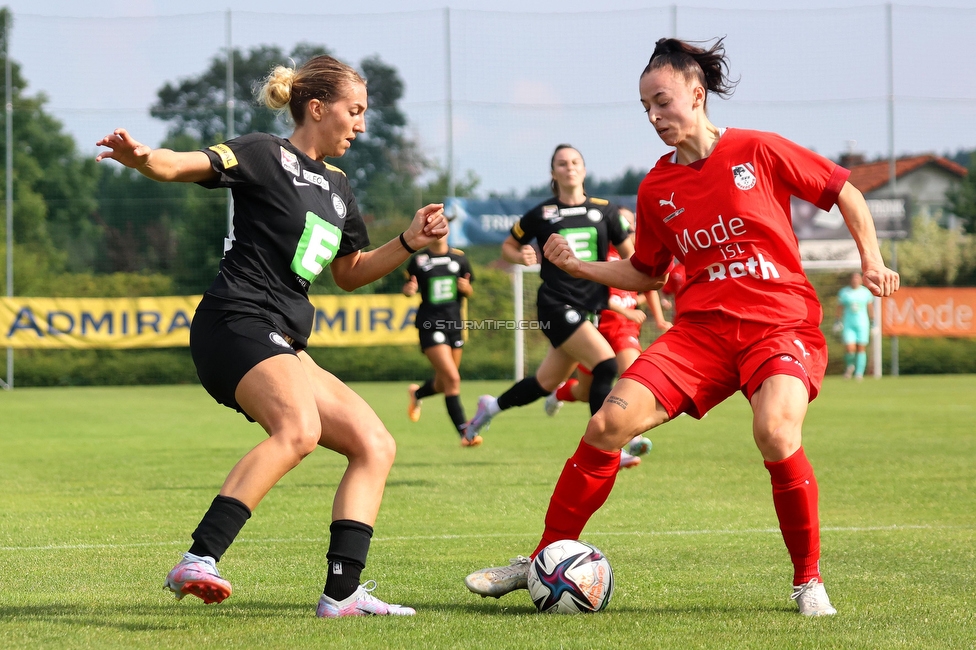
left=840, top=153, right=969, bottom=228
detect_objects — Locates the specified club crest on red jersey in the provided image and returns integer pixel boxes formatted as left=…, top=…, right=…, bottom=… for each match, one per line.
left=732, top=163, right=756, bottom=190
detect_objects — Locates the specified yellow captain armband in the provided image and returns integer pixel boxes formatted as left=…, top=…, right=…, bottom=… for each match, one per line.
left=208, top=144, right=238, bottom=169
left=512, top=221, right=524, bottom=239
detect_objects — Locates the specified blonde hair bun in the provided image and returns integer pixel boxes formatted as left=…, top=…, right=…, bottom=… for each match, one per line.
left=259, top=65, right=296, bottom=110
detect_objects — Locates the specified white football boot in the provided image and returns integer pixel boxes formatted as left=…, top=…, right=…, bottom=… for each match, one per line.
left=464, top=556, right=531, bottom=598
left=791, top=579, right=838, bottom=616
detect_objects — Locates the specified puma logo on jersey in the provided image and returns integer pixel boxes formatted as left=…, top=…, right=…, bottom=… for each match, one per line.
left=793, top=339, right=811, bottom=358
left=659, top=192, right=676, bottom=209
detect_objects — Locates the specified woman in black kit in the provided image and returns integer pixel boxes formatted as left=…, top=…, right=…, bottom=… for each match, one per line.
left=402, top=233, right=478, bottom=445
left=96, top=55, right=446, bottom=618
left=462, top=145, right=647, bottom=474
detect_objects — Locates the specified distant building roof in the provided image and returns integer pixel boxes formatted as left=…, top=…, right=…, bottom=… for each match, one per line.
left=845, top=155, right=968, bottom=194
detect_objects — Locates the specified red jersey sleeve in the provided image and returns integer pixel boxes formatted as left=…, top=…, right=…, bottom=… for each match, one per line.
left=760, top=132, right=850, bottom=211
left=631, top=189, right=675, bottom=277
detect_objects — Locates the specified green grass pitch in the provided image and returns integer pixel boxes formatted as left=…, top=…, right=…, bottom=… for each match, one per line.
left=0, top=376, right=973, bottom=649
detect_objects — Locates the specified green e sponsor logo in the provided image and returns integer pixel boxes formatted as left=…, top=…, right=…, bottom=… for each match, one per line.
left=429, top=276, right=457, bottom=303
left=559, top=227, right=598, bottom=262
left=291, top=211, right=342, bottom=284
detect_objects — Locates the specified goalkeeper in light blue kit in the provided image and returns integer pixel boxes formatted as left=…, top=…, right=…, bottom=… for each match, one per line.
left=836, top=272, right=875, bottom=380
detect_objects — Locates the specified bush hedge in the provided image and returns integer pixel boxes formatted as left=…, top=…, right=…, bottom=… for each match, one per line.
left=6, top=265, right=974, bottom=387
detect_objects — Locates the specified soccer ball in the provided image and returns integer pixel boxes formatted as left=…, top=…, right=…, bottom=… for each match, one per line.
left=527, top=539, right=614, bottom=614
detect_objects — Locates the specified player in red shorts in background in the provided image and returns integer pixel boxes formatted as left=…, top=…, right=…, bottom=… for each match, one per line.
left=545, top=207, right=653, bottom=468
left=464, top=36, right=899, bottom=616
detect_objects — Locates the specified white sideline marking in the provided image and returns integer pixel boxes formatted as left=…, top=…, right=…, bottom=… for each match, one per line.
left=0, top=524, right=967, bottom=552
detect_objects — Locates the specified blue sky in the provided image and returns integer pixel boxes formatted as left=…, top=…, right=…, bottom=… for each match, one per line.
left=6, top=0, right=976, bottom=195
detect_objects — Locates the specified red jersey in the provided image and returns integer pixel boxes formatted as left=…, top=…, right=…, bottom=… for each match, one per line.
left=661, top=261, right=685, bottom=297
left=631, top=128, right=849, bottom=326
left=601, top=243, right=639, bottom=326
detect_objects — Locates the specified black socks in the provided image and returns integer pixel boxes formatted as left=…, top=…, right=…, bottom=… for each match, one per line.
left=187, top=495, right=252, bottom=562
left=497, top=376, right=550, bottom=411
left=324, top=519, right=374, bottom=601
left=445, top=394, right=467, bottom=435
left=589, top=358, right=618, bottom=416
left=414, top=378, right=436, bottom=400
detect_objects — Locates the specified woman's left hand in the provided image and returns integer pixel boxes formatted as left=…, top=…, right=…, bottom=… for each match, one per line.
left=403, top=204, right=447, bottom=251
left=862, top=263, right=900, bottom=297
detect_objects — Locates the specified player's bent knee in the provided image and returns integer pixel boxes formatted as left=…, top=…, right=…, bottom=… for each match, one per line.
left=284, top=425, right=323, bottom=459
left=353, top=425, right=397, bottom=468
left=440, top=370, right=461, bottom=394
left=582, top=408, right=632, bottom=450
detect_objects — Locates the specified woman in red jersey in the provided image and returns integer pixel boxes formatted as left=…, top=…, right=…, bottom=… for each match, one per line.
left=464, top=37, right=899, bottom=616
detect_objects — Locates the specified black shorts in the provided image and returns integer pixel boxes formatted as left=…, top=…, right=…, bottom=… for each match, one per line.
left=418, top=326, right=464, bottom=351
left=536, top=300, right=598, bottom=348
left=190, top=308, right=298, bottom=417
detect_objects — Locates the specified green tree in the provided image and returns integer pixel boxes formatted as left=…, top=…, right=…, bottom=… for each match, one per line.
left=945, top=152, right=976, bottom=235
left=145, top=44, right=432, bottom=291
left=150, top=45, right=425, bottom=218
left=0, top=8, right=101, bottom=288
left=151, top=43, right=331, bottom=144
left=522, top=166, right=645, bottom=199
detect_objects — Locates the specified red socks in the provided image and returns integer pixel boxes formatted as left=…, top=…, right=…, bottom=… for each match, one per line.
left=765, top=447, right=822, bottom=585
left=555, top=379, right=579, bottom=402
left=532, top=440, right=620, bottom=558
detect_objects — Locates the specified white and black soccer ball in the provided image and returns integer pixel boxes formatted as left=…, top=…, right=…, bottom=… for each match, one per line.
left=527, top=539, right=613, bottom=614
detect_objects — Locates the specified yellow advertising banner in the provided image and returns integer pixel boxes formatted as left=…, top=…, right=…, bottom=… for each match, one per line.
left=0, top=295, right=420, bottom=349
left=882, top=287, right=976, bottom=337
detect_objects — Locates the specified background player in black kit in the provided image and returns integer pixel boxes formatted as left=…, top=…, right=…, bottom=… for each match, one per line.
left=96, top=55, right=447, bottom=618
left=402, top=233, right=478, bottom=445
left=462, top=145, right=634, bottom=454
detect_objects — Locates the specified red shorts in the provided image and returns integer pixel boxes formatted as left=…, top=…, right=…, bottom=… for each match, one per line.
left=598, top=317, right=642, bottom=354
left=620, top=314, right=827, bottom=419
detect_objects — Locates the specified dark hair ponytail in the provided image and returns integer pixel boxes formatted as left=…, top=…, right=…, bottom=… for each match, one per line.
left=642, top=37, right=737, bottom=106
left=549, top=143, right=585, bottom=198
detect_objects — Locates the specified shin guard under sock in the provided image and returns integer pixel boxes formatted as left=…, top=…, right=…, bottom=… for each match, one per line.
left=414, top=378, right=437, bottom=400
left=497, top=377, right=550, bottom=411
left=532, top=440, right=620, bottom=557
left=765, top=447, right=822, bottom=585
left=188, top=495, right=252, bottom=562
left=445, top=394, right=467, bottom=434
left=588, top=358, right=618, bottom=416
left=855, top=351, right=867, bottom=377
left=324, top=519, right=374, bottom=600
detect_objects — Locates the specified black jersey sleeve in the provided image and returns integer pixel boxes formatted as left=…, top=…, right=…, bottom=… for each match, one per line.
left=195, top=132, right=270, bottom=189
left=333, top=176, right=370, bottom=258
left=511, top=205, right=542, bottom=245
left=604, top=202, right=629, bottom=247
left=460, top=253, right=474, bottom=282
left=406, top=254, right=419, bottom=278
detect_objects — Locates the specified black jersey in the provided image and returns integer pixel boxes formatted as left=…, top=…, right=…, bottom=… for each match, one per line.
left=407, top=248, right=474, bottom=328
left=510, top=196, right=628, bottom=312
left=194, top=132, right=369, bottom=347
